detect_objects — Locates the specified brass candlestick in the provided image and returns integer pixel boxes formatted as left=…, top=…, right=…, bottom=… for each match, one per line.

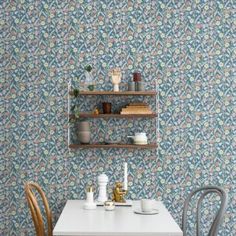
left=112, top=182, right=127, bottom=203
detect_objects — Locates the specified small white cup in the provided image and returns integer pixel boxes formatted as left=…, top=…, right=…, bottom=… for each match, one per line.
left=141, top=199, right=154, bottom=212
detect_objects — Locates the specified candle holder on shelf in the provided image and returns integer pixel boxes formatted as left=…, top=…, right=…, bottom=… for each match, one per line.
left=83, top=186, right=96, bottom=210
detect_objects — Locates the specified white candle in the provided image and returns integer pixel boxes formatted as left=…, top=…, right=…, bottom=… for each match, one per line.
left=124, top=162, right=128, bottom=190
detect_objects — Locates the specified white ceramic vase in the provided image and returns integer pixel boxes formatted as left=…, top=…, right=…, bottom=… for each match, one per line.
left=78, top=121, right=91, bottom=144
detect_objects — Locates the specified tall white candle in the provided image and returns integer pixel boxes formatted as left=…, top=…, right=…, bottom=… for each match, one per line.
left=124, top=162, right=128, bottom=190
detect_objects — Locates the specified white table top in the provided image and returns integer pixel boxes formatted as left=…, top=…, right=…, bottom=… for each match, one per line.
left=53, top=200, right=183, bottom=236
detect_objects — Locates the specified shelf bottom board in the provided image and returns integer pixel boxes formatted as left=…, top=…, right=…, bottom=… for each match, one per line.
left=69, top=144, right=157, bottom=149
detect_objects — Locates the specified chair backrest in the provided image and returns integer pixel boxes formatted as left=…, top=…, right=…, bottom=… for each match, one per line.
left=25, top=182, right=52, bottom=236
left=182, top=186, right=228, bottom=236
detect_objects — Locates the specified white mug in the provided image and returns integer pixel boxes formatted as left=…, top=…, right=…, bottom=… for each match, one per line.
left=141, top=199, right=154, bottom=212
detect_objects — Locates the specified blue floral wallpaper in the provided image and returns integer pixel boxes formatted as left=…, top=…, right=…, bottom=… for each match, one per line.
left=2, top=0, right=236, bottom=235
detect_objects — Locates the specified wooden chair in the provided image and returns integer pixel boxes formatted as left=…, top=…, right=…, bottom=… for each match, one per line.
left=182, top=186, right=228, bottom=236
left=25, top=182, right=52, bottom=236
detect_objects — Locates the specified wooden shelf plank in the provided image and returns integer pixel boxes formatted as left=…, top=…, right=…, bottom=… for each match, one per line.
left=69, top=143, right=157, bottom=149
left=69, top=90, right=157, bottom=96
left=73, top=113, right=157, bottom=119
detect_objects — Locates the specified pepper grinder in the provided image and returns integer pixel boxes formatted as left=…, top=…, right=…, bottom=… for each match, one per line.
left=97, top=173, right=108, bottom=203
left=83, top=186, right=97, bottom=210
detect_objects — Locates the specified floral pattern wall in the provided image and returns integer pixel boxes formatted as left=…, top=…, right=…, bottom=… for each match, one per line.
left=2, top=0, right=236, bottom=235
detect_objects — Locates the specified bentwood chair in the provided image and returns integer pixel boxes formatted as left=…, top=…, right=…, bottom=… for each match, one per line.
left=182, top=186, right=228, bottom=236
left=25, top=182, right=52, bottom=236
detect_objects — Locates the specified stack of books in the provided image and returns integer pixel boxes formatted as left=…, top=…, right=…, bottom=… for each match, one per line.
left=120, top=103, right=153, bottom=114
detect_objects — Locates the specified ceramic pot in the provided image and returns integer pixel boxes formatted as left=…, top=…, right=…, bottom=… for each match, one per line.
left=78, top=131, right=91, bottom=144
left=78, top=121, right=90, bottom=132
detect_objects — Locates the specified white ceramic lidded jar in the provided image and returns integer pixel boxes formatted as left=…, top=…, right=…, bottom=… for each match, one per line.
left=134, top=133, right=147, bottom=144
left=128, top=132, right=148, bottom=145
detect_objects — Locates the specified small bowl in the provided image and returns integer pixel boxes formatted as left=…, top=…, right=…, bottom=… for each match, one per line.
left=104, top=201, right=115, bottom=211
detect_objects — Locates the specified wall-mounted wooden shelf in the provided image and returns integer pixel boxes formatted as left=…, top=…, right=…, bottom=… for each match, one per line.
left=70, top=113, right=157, bottom=119
left=68, top=87, right=158, bottom=150
left=69, top=143, right=157, bottom=149
left=70, top=90, right=157, bottom=96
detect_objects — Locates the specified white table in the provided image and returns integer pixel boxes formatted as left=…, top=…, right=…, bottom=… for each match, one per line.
left=53, top=200, right=183, bottom=236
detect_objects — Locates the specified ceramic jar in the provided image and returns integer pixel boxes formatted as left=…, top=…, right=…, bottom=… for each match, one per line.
left=137, top=82, right=146, bottom=91
left=128, top=82, right=135, bottom=91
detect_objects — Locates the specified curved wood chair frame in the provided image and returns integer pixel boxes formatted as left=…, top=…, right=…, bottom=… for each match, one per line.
left=25, top=182, right=52, bottom=236
left=182, top=186, right=228, bottom=236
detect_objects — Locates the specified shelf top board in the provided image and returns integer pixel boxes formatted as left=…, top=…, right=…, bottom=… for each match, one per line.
left=70, top=90, right=157, bottom=96
left=75, top=113, right=157, bottom=118
left=69, top=143, right=157, bottom=149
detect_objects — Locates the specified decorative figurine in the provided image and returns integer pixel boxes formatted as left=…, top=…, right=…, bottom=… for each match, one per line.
left=97, top=173, right=108, bottom=203
left=112, top=182, right=127, bottom=203
left=93, top=107, right=99, bottom=115
left=111, top=68, right=121, bottom=92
